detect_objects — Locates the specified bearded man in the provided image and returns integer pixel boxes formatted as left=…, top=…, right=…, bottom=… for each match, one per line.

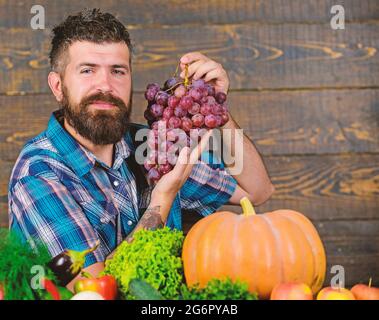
left=8, top=9, right=274, bottom=291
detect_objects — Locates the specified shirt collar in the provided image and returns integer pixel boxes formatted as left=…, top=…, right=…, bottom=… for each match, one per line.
left=46, top=109, right=132, bottom=177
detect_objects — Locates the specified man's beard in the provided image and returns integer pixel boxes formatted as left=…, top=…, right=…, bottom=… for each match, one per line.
left=60, top=85, right=132, bottom=145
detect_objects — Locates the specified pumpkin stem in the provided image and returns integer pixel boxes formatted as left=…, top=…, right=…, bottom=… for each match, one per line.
left=240, top=197, right=256, bottom=216
left=369, top=277, right=372, bottom=288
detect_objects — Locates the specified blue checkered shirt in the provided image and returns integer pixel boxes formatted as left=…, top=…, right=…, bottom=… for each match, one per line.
left=8, top=110, right=237, bottom=267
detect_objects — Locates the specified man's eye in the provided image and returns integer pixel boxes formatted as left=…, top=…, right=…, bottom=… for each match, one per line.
left=113, top=69, right=126, bottom=75
left=81, top=69, right=93, bottom=74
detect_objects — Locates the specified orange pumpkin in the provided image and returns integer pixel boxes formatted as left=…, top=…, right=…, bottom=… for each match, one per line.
left=182, top=197, right=326, bottom=299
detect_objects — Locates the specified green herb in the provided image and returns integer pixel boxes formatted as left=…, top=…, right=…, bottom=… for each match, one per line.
left=103, top=227, right=184, bottom=299
left=180, top=278, right=258, bottom=300
left=0, top=228, right=56, bottom=300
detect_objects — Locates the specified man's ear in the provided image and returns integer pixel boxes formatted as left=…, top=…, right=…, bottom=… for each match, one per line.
left=48, top=71, right=63, bottom=102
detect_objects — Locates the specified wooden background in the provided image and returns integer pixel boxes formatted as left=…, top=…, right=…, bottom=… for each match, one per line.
left=0, top=1, right=378, bottom=288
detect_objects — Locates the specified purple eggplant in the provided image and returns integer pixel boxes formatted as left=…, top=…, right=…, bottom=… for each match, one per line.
left=48, top=241, right=100, bottom=286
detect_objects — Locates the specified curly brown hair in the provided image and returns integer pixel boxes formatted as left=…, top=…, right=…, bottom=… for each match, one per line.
left=49, top=8, right=133, bottom=74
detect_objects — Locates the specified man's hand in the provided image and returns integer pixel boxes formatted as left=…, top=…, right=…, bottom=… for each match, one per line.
left=124, top=130, right=213, bottom=243
left=151, top=129, right=213, bottom=202
left=179, top=52, right=229, bottom=94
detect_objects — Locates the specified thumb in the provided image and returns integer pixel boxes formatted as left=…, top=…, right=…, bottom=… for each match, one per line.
left=171, top=146, right=191, bottom=175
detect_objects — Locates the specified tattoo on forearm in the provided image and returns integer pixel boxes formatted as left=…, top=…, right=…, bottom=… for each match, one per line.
left=140, top=206, right=164, bottom=230
left=126, top=206, right=163, bottom=243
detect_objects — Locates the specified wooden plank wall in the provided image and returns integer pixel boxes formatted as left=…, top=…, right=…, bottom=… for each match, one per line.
left=0, top=1, right=378, bottom=288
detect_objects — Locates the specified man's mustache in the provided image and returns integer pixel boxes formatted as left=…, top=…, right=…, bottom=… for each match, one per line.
left=80, top=92, right=126, bottom=109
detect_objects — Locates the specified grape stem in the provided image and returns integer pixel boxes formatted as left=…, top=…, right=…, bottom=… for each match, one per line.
left=184, top=64, right=189, bottom=88
left=165, top=62, right=190, bottom=92
left=164, top=81, right=185, bottom=93
left=173, top=60, right=180, bottom=78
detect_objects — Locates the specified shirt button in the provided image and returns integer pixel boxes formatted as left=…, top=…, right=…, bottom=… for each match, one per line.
left=127, top=220, right=133, bottom=226
left=113, top=180, right=120, bottom=187
left=100, top=217, right=108, bottom=224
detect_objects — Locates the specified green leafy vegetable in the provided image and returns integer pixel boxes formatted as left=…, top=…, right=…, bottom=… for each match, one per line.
left=180, top=278, right=258, bottom=300
left=0, top=228, right=56, bottom=300
left=103, top=227, right=184, bottom=299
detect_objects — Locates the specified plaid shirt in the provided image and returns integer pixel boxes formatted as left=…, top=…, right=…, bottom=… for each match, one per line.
left=8, top=110, right=237, bottom=267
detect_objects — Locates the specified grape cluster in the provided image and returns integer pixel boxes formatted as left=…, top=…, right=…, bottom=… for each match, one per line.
left=143, top=76, right=229, bottom=182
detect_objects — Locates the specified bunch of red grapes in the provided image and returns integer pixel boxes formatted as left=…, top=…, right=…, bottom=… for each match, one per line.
left=143, top=74, right=229, bottom=182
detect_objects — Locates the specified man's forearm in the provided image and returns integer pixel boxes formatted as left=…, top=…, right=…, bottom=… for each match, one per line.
left=106, top=192, right=175, bottom=259
left=125, top=205, right=163, bottom=242
left=125, top=191, right=174, bottom=242
left=221, top=113, right=275, bottom=204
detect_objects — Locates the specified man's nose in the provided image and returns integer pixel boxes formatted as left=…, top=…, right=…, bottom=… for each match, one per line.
left=95, top=69, right=113, bottom=92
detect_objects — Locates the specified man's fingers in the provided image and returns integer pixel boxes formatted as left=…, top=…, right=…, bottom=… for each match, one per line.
left=189, top=129, right=213, bottom=165
left=171, top=146, right=190, bottom=174
left=181, top=130, right=213, bottom=179
left=179, top=59, right=203, bottom=79
left=192, top=61, right=220, bottom=81
left=203, top=68, right=222, bottom=83
left=180, top=52, right=208, bottom=65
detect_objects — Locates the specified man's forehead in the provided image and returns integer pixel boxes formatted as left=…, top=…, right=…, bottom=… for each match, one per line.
left=68, top=40, right=130, bottom=65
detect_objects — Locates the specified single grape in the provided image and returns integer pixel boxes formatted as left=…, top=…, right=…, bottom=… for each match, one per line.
left=148, top=167, right=161, bottom=182
left=150, top=104, right=164, bottom=118
left=179, top=96, right=194, bottom=110
left=146, top=83, right=160, bottom=90
left=200, top=103, right=212, bottom=116
left=164, top=77, right=180, bottom=91
left=158, top=163, right=173, bottom=175
left=189, top=88, right=202, bottom=102
left=192, top=114, right=205, bottom=127
left=174, top=85, right=186, bottom=98
left=155, top=91, right=169, bottom=106
left=188, top=102, right=201, bottom=115
left=181, top=117, right=193, bottom=132
left=168, top=116, right=182, bottom=129
left=199, top=86, right=209, bottom=98
left=204, top=114, right=218, bottom=128
left=191, top=79, right=205, bottom=88
left=167, top=95, right=180, bottom=109
left=203, top=96, right=216, bottom=105
left=221, top=113, right=229, bottom=125
left=145, top=86, right=160, bottom=102
left=215, top=115, right=223, bottom=127
left=211, top=104, right=223, bottom=115
left=174, top=106, right=187, bottom=118
left=215, top=92, right=227, bottom=104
